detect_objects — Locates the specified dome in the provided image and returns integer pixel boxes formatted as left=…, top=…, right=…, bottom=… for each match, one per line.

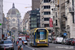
left=7, top=3, right=20, bottom=14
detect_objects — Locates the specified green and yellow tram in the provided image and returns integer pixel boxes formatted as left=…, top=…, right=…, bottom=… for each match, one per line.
left=29, top=28, right=49, bottom=47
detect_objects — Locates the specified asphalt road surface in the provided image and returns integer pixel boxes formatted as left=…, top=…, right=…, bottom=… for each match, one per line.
left=27, top=43, right=75, bottom=50
left=14, top=43, right=34, bottom=50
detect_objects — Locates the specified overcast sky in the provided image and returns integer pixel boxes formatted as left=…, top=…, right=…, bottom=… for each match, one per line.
left=3, top=0, right=32, bottom=19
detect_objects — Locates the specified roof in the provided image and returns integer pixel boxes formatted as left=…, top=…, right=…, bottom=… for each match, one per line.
left=7, top=3, right=20, bottom=15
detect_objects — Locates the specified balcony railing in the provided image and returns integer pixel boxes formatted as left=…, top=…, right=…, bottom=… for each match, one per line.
left=69, top=7, right=74, bottom=12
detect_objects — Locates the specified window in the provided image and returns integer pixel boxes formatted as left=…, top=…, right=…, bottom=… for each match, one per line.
left=12, top=19, right=15, bottom=21
left=44, top=18, right=49, bottom=21
left=31, top=22, right=37, bottom=24
left=56, top=12, right=57, bottom=17
left=44, top=24, right=49, bottom=27
left=56, top=20, right=58, bottom=26
left=31, top=18, right=36, bottom=20
left=72, top=13, right=74, bottom=23
left=72, top=0, right=74, bottom=11
left=31, top=25, right=34, bottom=27
left=31, top=18, right=34, bottom=20
left=44, top=0, right=51, bottom=3
left=44, top=12, right=51, bottom=15
left=34, top=25, right=37, bottom=27
left=31, top=24, right=37, bottom=27
left=48, top=30, right=51, bottom=33
left=44, top=6, right=50, bottom=9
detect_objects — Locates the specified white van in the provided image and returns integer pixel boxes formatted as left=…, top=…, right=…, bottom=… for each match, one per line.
left=55, top=37, right=63, bottom=43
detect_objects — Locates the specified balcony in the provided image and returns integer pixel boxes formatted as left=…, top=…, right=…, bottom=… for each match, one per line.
left=69, top=7, right=74, bottom=13
left=42, top=21, right=49, bottom=24
left=55, top=26, right=60, bottom=29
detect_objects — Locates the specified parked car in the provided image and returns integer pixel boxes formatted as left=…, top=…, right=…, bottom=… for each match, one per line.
left=23, top=40, right=27, bottom=45
left=48, top=38, right=52, bottom=43
left=54, top=37, right=63, bottom=44
left=62, top=38, right=69, bottom=44
left=0, top=40, right=14, bottom=50
left=71, top=39, right=75, bottom=45
left=65, top=38, right=74, bottom=45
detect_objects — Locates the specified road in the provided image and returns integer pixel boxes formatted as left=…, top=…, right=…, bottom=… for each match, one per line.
left=14, top=43, right=34, bottom=50
left=27, top=43, right=75, bottom=50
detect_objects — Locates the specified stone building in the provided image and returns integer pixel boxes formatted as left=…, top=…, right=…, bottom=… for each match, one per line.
left=7, top=3, right=22, bottom=40
left=23, top=11, right=31, bottom=34
left=0, top=0, right=3, bottom=39
left=65, top=0, right=75, bottom=38
left=3, top=14, right=8, bottom=38
left=53, top=0, right=75, bottom=38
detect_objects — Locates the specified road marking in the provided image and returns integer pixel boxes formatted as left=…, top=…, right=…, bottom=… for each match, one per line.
left=55, top=46, right=74, bottom=49
left=25, top=45, right=35, bottom=50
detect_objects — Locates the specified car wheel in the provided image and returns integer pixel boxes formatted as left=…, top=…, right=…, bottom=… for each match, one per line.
left=25, top=43, right=27, bottom=45
left=11, top=48, right=14, bottom=50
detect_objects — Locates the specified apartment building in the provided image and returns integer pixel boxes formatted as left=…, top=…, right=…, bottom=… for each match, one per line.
left=65, top=0, right=75, bottom=38
left=40, top=0, right=54, bottom=36
left=54, top=0, right=75, bottom=38
left=23, top=11, right=31, bottom=34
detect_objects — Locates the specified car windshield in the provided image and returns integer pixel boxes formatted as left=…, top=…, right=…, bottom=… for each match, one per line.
left=4, top=41, right=12, bottom=44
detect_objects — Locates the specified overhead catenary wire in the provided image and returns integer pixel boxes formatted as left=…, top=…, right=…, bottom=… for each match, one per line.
left=3, top=1, right=31, bottom=5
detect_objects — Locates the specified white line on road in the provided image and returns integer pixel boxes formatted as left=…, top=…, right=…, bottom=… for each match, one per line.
left=25, top=45, right=35, bottom=50
left=55, top=46, right=74, bottom=49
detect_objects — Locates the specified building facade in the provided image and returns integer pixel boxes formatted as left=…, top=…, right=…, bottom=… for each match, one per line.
left=53, top=0, right=75, bottom=38
left=7, top=3, right=22, bottom=40
left=65, top=0, right=75, bottom=38
left=53, top=0, right=65, bottom=37
left=40, top=0, right=54, bottom=36
left=23, top=11, right=31, bottom=34
left=30, top=9, right=40, bottom=29
left=3, top=14, right=8, bottom=38
left=0, top=0, right=3, bottom=40
left=32, top=0, right=40, bottom=10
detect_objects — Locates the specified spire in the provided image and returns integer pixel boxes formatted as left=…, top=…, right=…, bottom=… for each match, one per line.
left=12, top=3, right=15, bottom=8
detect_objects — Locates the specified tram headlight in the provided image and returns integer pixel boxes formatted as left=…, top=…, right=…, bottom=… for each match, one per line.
left=45, top=41, right=47, bottom=43
left=37, top=41, right=40, bottom=43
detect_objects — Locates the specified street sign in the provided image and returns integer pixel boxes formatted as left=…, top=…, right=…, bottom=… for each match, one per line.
left=7, top=31, right=9, bottom=32
left=63, top=33, right=67, bottom=36
left=0, top=23, right=2, bottom=25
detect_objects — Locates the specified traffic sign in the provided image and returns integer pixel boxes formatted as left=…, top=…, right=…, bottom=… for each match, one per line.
left=63, top=33, right=67, bottom=36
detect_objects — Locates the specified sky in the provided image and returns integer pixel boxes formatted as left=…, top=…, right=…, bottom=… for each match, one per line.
left=3, top=0, right=32, bottom=19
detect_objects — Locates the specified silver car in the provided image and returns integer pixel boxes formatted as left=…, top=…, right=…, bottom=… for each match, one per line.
left=0, top=40, right=14, bottom=50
